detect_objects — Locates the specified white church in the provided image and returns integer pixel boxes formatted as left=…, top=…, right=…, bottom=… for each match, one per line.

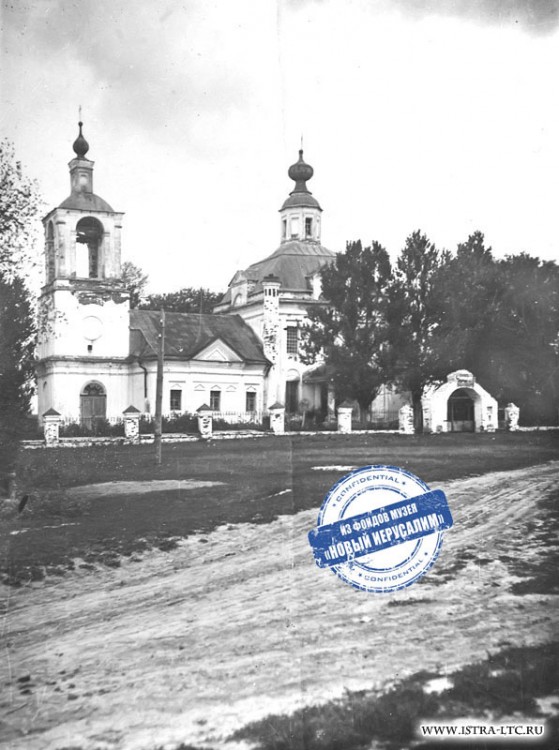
left=36, top=124, right=337, bottom=425
left=36, top=123, right=500, bottom=434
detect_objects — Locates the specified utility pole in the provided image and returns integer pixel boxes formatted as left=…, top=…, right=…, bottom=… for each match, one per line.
left=154, top=308, right=165, bottom=465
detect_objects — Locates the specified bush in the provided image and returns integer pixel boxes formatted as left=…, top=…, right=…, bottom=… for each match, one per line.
left=213, top=417, right=266, bottom=432
left=59, top=418, right=124, bottom=438
left=161, top=413, right=198, bottom=433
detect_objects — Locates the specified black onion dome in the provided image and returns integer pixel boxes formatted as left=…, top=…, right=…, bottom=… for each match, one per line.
left=73, top=122, right=89, bottom=158
left=288, top=149, right=313, bottom=193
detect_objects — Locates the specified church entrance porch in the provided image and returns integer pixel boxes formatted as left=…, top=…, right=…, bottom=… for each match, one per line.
left=80, top=382, right=107, bottom=429
left=447, top=388, right=476, bottom=432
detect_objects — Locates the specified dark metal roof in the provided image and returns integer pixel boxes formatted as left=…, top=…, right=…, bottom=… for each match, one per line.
left=219, top=240, right=335, bottom=306
left=280, top=192, right=322, bottom=211
left=129, top=310, right=269, bottom=364
left=59, top=192, right=115, bottom=212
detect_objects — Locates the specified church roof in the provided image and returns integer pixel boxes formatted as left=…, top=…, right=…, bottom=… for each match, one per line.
left=280, top=192, right=321, bottom=210
left=129, top=310, right=269, bottom=364
left=59, top=192, right=115, bottom=212
left=219, top=240, right=335, bottom=305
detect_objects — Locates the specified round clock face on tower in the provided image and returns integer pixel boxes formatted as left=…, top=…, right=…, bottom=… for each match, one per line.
left=82, top=315, right=103, bottom=342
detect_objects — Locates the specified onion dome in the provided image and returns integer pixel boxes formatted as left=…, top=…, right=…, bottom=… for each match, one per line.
left=288, top=149, right=313, bottom=193
left=72, top=122, right=89, bottom=159
left=281, top=149, right=322, bottom=211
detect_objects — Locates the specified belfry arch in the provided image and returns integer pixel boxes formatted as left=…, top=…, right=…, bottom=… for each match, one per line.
left=76, top=216, right=104, bottom=278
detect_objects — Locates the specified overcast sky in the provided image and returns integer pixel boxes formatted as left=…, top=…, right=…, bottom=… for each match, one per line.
left=2, top=0, right=558, bottom=294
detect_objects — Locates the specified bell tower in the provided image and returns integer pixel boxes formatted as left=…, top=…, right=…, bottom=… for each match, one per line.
left=43, top=121, right=125, bottom=286
left=37, top=121, right=130, bottom=419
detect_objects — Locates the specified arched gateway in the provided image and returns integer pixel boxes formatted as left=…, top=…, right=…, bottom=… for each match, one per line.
left=422, top=370, right=498, bottom=434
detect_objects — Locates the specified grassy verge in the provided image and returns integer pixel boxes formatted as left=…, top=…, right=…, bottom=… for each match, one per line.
left=2, top=432, right=558, bottom=585
left=231, top=642, right=559, bottom=750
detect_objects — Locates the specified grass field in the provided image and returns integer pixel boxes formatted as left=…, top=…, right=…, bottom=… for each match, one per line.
left=1, top=431, right=559, bottom=750
left=3, top=431, right=559, bottom=583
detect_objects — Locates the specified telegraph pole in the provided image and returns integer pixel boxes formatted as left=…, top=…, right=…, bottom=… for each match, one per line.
left=154, top=308, right=165, bottom=465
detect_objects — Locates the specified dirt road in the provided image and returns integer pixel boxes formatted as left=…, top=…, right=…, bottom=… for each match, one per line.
left=2, top=462, right=558, bottom=749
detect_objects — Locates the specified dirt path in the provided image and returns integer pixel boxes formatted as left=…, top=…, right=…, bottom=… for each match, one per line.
left=2, top=462, right=558, bottom=749
left=66, top=479, right=225, bottom=500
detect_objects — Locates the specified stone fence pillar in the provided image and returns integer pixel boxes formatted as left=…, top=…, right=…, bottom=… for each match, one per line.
left=504, top=403, right=520, bottom=432
left=269, top=402, right=285, bottom=435
left=123, top=405, right=141, bottom=444
left=337, top=401, right=353, bottom=434
left=43, top=408, right=62, bottom=447
left=399, top=404, right=414, bottom=435
left=196, top=404, right=213, bottom=439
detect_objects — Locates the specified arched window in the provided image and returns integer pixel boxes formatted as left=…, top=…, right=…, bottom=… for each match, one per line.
left=80, top=381, right=107, bottom=428
left=76, top=217, right=104, bottom=279
left=46, top=221, right=55, bottom=282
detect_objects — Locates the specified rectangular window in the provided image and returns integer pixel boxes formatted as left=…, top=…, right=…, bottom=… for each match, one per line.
left=246, top=391, right=257, bottom=412
left=282, top=218, right=287, bottom=239
left=210, top=389, right=221, bottom=411
left=305, top=217, right=313, bottom=238
left=286, top=326, right=298, bottom=355
left=170, top=389, right=182, bottom=411
left=290, top=216, right=299, bottom=238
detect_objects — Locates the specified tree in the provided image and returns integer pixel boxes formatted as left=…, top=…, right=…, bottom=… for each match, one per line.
left=0, top=142, right=41, bottom=494
left=434, top=231, right=502, bottom=378
left=140, top=287, right=223, bottom=314
left=121, top=261, right=149, bottom=308
left=389, top=231, right=448, bottom=430
left=0, top=139, right=42, bottom=278
left=488, top=253, right=559, bottom=422
left=0, top=273, right=36, bottom=432
left=302, top=240, right=393, bottom=418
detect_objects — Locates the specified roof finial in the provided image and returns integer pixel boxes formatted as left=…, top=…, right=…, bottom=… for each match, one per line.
left=79, top=104, right=82, bottom=122
left=300, top=133, right=304, bottom=153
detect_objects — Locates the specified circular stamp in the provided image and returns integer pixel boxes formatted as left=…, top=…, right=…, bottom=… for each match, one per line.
left=308, top=465, right=453, bottom=593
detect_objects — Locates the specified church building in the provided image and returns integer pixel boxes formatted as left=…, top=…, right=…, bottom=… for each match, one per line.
left=215, top=148, right=336, bottom=415
left=36, top=125, right=334, bottom=425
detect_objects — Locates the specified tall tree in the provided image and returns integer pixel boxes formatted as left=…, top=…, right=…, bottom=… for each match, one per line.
left=389, top=230, right=448, bottom=430
left=489, top=253, right=559, bottom=422
left=434, top=231, right=502, bottom=380
left=0, top=141, right=41, bottom=494
left=140, top=287, right=223, bottom=314
left=121, top=260, right=149, bottom=308
left=0, top=139, right=42, bottom=278
left=301, top=240, right=393, bottom=418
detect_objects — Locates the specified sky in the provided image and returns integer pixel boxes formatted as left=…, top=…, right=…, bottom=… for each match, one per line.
left=2, top=0, right=559, bottom=294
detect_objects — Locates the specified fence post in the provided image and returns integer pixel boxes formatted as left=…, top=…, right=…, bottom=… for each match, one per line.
left=337, top=401, right=353, bottom=434
left=504, top=403, right=520, bottom=432
left=43, top=408, right=62, bottom=447
left=399, top=404, right=414, bottom=435
left=269, top=402, right=285, bottom=435
left=123, top=405, right=141, bottom=444
left=196, top=404, right=213, bottom=439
